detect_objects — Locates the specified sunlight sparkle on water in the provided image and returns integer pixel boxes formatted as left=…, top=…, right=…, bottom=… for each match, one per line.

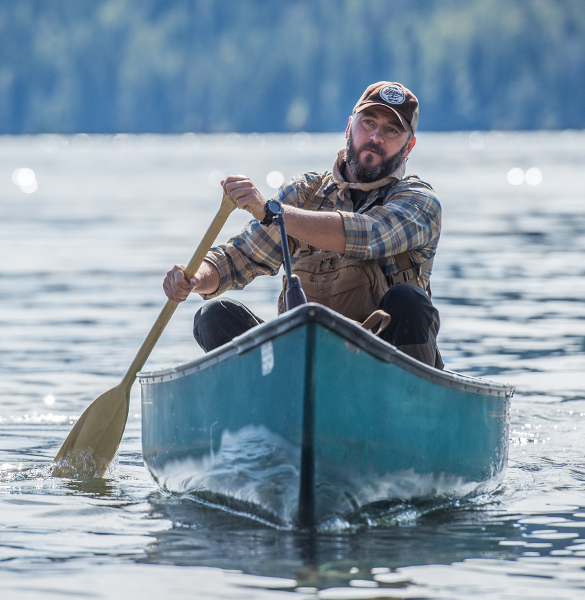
left=266, top=170, right=284, bottom=189
left=223, top=573, right=297, bottom=590
left=349, top=579, right=379, bottom=587
left=11, top=167, right=38, bottom=193
left=525, top=167, right=543, bottom=185
left=507, top=168, right=525, bottom=185
left=43, top=395, right=55, bottom=406
left=468, top=131, right=487, bottom=149
left=507, top=166, right=542, bottom=186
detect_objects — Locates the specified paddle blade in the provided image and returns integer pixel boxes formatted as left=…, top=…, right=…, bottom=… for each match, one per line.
left=52, top=384, right=130, bottom=478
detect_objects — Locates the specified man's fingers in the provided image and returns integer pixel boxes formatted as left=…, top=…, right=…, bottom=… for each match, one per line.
left=225, top=183, right=254, bottom=199
left=174, top=268, right=192, bottom=287
left=236, top=196, right=257, bottom=213
left=223, top=174, right=250, bottom=185
left=163, top=264, right=193, bottom=303
left=163, top=279, right=185, bottom=303
left=222, top=174, right=266, bottom=220
left=223, top=176, right=255, bottom=193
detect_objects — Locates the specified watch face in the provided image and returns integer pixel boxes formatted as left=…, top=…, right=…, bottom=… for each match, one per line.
left=267, top=200, right=282, bottom=215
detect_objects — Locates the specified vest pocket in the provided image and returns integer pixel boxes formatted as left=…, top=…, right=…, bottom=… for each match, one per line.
left=280, top=252, right=388, bottom=322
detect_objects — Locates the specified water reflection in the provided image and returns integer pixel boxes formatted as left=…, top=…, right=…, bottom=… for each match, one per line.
left=140, top=493, right=585, bottom=595
left=64, top=477, right=121, bottom=498
left=142, top=495, right=498, bottom=577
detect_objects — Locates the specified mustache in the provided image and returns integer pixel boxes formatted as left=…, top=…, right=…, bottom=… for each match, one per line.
left=358, top=141, right=386, bottom=157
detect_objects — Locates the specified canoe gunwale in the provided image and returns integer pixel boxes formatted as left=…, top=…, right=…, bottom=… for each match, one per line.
left=138, top=304, right=514, bottom=398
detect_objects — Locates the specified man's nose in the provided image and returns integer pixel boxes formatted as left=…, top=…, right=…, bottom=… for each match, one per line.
left=369, top=127, right=384, bottom=143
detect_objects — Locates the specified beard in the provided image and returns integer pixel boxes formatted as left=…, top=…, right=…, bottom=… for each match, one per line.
left=346, top=129, right=410, bottom=183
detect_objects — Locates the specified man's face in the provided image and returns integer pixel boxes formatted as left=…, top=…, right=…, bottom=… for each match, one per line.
left=345, top=106, right=414, bottom=183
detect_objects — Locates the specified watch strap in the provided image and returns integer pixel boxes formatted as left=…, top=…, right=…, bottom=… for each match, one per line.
left=260, top=200, right=277, bottom=226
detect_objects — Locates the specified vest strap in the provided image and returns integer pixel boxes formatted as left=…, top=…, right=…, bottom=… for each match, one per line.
left=390, top=255, right=434, bottom=287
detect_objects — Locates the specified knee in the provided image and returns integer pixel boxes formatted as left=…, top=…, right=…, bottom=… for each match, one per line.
left=378, top=284, right=439, bottom=348
left=379, top=284, right=430, bottom=315
left=195, top=297, right=227, bottom=323
left=193, top=298, right=231, bottom=337
left=193, top=297, right=261, bottom=352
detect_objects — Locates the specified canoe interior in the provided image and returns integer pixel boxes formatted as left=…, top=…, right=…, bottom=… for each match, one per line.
left=139, top=304, right=513, bottom=529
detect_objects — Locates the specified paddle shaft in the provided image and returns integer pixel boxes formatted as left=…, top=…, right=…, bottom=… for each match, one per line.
left=121, top=195, right=236, bottom=387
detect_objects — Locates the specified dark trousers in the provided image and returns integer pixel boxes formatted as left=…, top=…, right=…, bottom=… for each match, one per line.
left=193, top=285, right=443, bottom=369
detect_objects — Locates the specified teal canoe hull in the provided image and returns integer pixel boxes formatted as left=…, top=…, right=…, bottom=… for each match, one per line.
left=139, top=304, right=513, bottom=529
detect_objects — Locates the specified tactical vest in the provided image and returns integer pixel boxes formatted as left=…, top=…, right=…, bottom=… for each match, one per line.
left=278, top=175, right=434, bottom=322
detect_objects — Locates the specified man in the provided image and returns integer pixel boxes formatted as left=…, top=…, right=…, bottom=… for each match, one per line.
left=164, top=82, right=443, bottom=369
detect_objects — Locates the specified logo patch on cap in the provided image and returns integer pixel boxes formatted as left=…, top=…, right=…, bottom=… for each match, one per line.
left=380, top=85, right=405, bottom=105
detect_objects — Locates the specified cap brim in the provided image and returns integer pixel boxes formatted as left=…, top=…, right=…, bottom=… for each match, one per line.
left=354, top=102, right=412, bottom=134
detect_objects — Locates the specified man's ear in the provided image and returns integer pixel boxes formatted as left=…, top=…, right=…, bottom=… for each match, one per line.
left=345, top=116, right=352, bottom=139
left=404, top=136, right=416, bottom=158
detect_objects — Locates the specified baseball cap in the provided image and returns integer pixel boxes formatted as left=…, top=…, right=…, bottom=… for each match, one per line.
left=353, top=82, right=419, bottom=134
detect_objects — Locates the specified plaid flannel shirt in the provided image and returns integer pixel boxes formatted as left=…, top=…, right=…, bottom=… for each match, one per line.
left=202, top=169, right=441, bottom=314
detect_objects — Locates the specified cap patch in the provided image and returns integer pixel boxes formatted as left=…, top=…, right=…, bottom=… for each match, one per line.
left=380, top=85, right=405, bottom=105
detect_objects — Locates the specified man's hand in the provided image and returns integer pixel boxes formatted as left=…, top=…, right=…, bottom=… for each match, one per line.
left=163, top=262, right=220, bottom=302
left=222, top=173, right=346, bottom=253
left=163, top=265, right=194, bottom=303
left=223, top=176, right=267, bottom=221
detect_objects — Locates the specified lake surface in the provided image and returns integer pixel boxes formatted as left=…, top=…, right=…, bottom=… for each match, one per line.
left=1, top=131, right=584, bottom=599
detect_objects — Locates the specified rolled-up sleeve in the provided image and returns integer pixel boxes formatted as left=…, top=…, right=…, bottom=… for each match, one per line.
left=339, top=187, right=441, bottom=260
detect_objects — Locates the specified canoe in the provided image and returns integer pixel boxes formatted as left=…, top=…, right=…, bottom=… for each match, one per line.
left=139, top=304, right=513, bottom=529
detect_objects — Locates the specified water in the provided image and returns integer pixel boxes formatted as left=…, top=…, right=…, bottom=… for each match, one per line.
left=1, top=131, right=584, bottom=598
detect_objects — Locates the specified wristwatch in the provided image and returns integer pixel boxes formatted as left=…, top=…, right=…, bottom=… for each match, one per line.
left=260, top=199, right=282, bottom=226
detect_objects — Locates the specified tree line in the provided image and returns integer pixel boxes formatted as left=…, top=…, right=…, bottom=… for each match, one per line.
left=1, top=0, right=584, bottom=133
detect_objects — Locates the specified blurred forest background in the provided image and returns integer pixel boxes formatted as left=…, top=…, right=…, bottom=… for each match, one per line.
left=1, top=0, right=584, bottom=134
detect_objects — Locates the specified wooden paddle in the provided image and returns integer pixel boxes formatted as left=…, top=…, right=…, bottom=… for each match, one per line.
left=53, top=193, right=236, bottom=478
